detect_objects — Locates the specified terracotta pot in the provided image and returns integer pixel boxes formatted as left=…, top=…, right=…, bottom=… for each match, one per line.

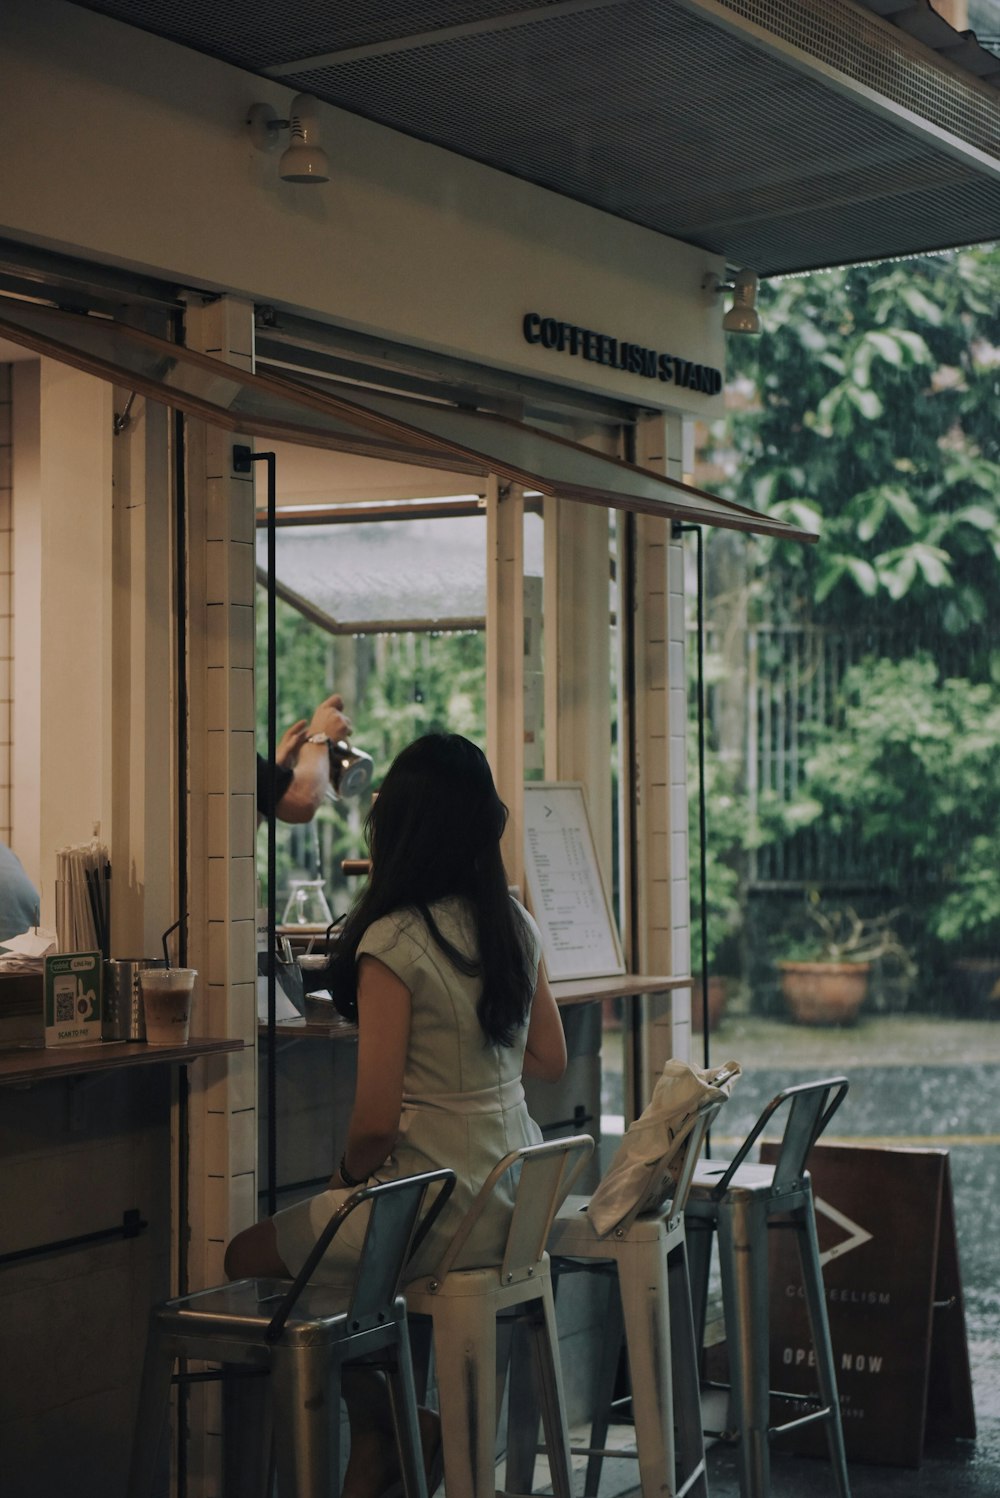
left=692, top=975, right=728, bottom=1033
left=777, top=960, right=870, bottom=1026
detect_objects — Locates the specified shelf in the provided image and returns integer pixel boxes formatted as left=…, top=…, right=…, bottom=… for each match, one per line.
left=255, top=975, right=691, bottom=1041
left=550, top=974, right=691, bottom=1008
left=0, top=1036, right=244, bottom=1088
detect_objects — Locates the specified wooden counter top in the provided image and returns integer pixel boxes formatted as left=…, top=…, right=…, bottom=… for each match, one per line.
left=0, top=1036, right=244, bottom=1087
left=549, top=974, right=690, bottom=1008
left=256, top=974, right=690, bottom=1041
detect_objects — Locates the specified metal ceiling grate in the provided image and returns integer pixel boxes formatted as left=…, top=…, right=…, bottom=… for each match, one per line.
left=66, top=0, right=1000, bottom=274
left=720, top=0, right=1000, bottom=153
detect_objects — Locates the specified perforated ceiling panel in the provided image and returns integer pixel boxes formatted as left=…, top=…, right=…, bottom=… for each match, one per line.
left=69, top=0, right=1000, bottom=274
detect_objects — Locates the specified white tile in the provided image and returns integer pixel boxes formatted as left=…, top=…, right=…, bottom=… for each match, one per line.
left=670, top=783, right=689, bottom=834
left=229, top=668, right=255, bottom=732
left=205, top=539, right=227, bottom=604
left=228, top=1109, right=257, bottom=1178
left=229, top=540, right=255, bottom=607
left=642, top=636, right=665, bottom=686
left=668, top=541, right=684, bottom=595
left=229, top=856, right=256, bottom=921
left=670, top=877, right=690, bottom=930
left=669, top=686, right=687, bottom=732
left=231, top=730, right=256, bottom=794
left=669, top=732, right=686, bottom=787
left=228, top=980, right=258, bottom=1043
left=207, top=857, right=228, bottom=924
left=671, top=828, right=688, bottom=872
left=644, top=588, right=665, bottom=642
left=229, top=603, right=255, bottom=670
left=205, top=666, right=227, bottom=731
left=0, top=532, right=10, bottom=572
left=231, top=794, right=256, bottom=859
left=668, top=639, right=686, bottom=683
left=672, top=924, right=691, bottom=973
left=206, top=793, right=227, bottom=859
left=229, top=484, right=256, bottom=545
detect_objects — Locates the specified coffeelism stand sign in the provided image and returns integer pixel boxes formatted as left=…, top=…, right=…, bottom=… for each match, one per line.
left=762, top=1141, right=975, bottom=1467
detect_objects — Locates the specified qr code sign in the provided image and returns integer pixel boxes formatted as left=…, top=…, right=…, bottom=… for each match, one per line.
left=55, top=987, right=76, bottom=1022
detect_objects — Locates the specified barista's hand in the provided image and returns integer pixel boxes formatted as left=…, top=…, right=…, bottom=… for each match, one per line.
left=308, top=693, right=352, bottom=743
left=275, top=719, right=309, bottom=767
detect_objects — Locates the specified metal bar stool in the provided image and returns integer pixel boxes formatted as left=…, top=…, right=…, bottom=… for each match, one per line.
left=404, top=1133, right=594, bottom=1498
left=128, top=1169, right=455, bottom=1498
left=685, top=1076, right=851, bottom=1498
left=545, top=1083, right=733, bottom=1498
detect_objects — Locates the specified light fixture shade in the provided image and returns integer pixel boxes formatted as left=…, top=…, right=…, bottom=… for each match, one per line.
left=723, top=269, right=761, bottom=334
left=279, top=94, right=330, bottom=183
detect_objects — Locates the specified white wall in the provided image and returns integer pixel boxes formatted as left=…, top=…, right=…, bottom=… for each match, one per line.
left=0, top=0, right=725, bottom=417
left=11, top=359, right=113, bottom=906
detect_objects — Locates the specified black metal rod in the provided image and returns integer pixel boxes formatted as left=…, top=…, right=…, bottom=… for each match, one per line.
left=0, top=1209, right=147, bottom=1267
left=235, top=445, right=279, bottom=1217
left=694, top=525, right=710, bottom=1070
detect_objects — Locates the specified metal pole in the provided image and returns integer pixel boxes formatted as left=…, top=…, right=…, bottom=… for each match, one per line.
left=234, top=444, right=279, bottom=1216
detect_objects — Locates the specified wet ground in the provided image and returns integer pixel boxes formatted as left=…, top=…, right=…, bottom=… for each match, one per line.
left=598, top=1012, right=1000, bottom=1498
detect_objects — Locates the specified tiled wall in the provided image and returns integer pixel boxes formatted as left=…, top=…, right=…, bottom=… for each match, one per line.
left=0, top=365, right=11, bottom=842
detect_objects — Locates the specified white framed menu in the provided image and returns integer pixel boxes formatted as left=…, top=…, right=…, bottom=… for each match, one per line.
left=523, top=782, right=625, bottom=982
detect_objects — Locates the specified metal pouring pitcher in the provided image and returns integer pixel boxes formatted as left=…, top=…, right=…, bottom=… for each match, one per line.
left=326, top=739, right=374, bottom=800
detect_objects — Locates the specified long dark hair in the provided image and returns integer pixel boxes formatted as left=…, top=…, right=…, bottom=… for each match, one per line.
left=327, top=733, right=535, bottom=1046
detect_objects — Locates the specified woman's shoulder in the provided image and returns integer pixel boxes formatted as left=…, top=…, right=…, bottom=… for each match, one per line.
left=358, top=905, right=429, bottom=954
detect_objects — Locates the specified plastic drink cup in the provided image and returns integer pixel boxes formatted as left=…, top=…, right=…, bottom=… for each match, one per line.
left=140, top=967, right=197, bottom=1045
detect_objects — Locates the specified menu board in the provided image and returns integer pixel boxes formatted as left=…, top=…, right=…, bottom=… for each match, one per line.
left=523, top=782, right=625, bottom=982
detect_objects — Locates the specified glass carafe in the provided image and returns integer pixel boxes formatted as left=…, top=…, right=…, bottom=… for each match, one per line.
left=281, top=878, right=334, bottom=927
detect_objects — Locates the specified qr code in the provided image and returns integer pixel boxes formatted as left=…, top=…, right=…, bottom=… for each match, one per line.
left=55, top=991, right=75, bottom=1022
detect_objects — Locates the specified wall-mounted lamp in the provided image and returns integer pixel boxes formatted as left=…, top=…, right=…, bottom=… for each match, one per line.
left=703, top=268, right=761, bottom=334
left=246, top=94, right=330, bottom=183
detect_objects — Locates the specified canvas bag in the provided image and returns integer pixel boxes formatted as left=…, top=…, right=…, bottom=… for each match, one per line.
left=586, top=1058, right=741, bottom=1236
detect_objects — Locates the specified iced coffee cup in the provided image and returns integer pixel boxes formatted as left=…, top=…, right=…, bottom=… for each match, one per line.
left=140, top=967, right=197, bottom=1045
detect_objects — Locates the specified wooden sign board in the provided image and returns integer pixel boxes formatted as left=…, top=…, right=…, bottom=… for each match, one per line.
left=761, top=1141, right=975, bottom=1467
left=522, top=783, right=625, bottom=983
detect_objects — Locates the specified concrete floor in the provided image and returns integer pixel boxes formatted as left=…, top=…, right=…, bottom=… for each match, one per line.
left=593, top=1011, right=1000, bottom=1498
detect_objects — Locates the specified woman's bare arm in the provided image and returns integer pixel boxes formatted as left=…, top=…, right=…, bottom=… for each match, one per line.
left=333, top=954, right=411, bottom=1186
left=522, top=969, right=567, bottom=1082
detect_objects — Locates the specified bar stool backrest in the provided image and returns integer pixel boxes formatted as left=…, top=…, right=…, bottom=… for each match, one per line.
left=708, top=1076, right=849, bottom=1199
left=265, top=1169, right=456, bottom=1343
left=427, top=1134, right=595, bottom=1287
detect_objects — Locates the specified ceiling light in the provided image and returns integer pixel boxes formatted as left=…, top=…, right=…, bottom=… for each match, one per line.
left=703, top=268, right=761, bottom=335
left=246, top=94, right=330, bottom=184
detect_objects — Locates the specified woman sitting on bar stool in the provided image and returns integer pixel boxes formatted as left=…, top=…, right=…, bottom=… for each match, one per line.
left=226, top=732, right=568, bottom=1498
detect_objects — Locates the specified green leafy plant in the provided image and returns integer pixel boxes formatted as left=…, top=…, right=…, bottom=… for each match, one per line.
left=786, top=654, right=1000, bottom=959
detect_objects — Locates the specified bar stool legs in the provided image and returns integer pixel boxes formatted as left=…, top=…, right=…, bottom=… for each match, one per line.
left=698, top=1189, right=851, bottom=1498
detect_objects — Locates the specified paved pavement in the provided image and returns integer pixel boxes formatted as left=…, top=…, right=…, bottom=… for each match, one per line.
left=598, top=1013, right=1000, bottom=1498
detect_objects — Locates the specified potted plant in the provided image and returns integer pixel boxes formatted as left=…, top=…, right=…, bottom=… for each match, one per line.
left=776, top=899, right=915, bottom=1025
left=781, top=655, right=1000, bottom=1013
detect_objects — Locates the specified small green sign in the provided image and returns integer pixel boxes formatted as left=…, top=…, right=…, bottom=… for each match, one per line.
left=44, top=951, right=103, bottom=1047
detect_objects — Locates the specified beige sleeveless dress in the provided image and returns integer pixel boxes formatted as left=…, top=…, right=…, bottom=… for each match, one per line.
left=272, top=895, right=543, bottom=1286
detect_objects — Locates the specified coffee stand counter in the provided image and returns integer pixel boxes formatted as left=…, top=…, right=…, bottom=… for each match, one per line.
left=0, top=1034, right=243, bottom=1087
